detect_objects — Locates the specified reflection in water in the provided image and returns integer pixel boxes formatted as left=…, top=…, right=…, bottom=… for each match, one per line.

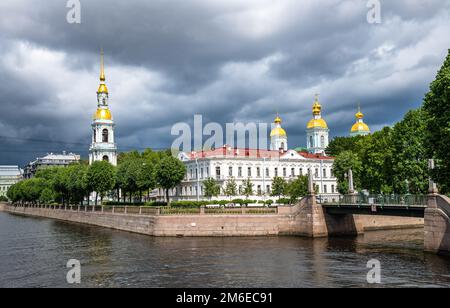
left=0, top=213, right=449, bottom=288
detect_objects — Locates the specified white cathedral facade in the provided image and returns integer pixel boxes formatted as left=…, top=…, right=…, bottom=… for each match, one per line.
left=85, top=52, right=371, bottom=204
left=89, top=51, right=118, bottom=166
left=168, top=96, right=340, bottom=203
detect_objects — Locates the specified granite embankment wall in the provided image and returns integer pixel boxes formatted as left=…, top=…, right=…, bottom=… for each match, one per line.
left=424, top=194, right=450, bottom=254
left=0, top=200, right=423, bottom=237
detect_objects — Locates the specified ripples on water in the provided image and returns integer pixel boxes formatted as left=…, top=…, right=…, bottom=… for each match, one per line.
left=0, top=212, right=449, bottom=288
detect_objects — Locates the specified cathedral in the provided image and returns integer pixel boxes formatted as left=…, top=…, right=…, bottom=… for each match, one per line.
left=89, top=51, right=118, bottom=166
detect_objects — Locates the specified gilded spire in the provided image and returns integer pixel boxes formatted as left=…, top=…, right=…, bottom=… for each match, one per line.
left=100, top=48, right=105, bottom=82
left=97, top=49, right=108, bottom=94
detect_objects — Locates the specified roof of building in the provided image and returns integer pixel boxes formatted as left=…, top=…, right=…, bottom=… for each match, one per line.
left=40, top=153, right=80, bottom=161
left=183, top=146, right=333, bottom=161
left=0, top=166, right=23, bottom=176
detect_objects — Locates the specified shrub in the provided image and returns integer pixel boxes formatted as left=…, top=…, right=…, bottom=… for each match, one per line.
left=276, top=198, right=292, bottom=205
left=0, top=196, right=8, bottom=202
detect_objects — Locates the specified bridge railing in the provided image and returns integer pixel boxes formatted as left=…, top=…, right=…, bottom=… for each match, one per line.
left=339, top=194, right=427, bottom=207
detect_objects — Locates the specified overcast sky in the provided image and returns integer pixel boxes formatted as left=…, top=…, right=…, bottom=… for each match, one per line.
left=0, top=0, right=449, bottom=166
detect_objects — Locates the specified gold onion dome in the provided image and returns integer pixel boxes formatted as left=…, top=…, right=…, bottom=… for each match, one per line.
left=307, top=118, right=328, bottom=129
left=94, top=108, right=112, bottom=120
left=270, top=115, right=287, bottom=137
left=307, top=95, right=328, bottom=129
left=351, top=107, right=370, bottom=133
left=351, top=122, right=370, bottom=133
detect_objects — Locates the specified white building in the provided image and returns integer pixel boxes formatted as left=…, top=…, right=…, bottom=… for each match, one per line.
left=175, top=147, right=339, bottom=203
left=0, top=166, right=23, bottom=198
left=23, top=152, right=80, bottom=179
left=168, top=106, right=339, bottom=203
left=89, top=50, right=118, bottom=166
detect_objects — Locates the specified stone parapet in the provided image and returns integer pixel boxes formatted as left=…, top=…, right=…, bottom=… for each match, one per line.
left=424, top=195, right=450, bottom=254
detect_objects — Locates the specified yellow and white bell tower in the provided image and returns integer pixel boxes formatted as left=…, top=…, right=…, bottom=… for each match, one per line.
left=270, top=114, right=288, bottom=151
left=306, top=94, right=329, bottom=155
left=89, top=50, right=118, bottom=166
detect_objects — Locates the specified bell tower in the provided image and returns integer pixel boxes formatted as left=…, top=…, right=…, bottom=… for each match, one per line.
left=89, top=50, right=118, bottom=166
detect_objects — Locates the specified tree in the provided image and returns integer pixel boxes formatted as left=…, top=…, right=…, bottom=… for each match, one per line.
left=86, top=161, right=116, bottom=205
left=286, top=175, right=309, bottom=203
left=39, top=188, right=55, bottom=204
left=203, top=177, right=220, bottom=200
left=224, top=177, right=238, bottom=200
left=242, top=178, right=254, bottom=198
left=66, top=164, right=89, bottom=205
left=332, top=151, right=363, bottom=195
left=423, top=50, right=450, bottom=193
left=358, top=127, right=394, bottom=194
left=22, top=178, right=45, bottom=205
left=271, top=177, right=287, bottom=199
left=326, top=136, right=364, bottom=157
left=391, top=109, right=428, bottom=194
left=155, top=155, right=186, bottom=205
left=137, top=161, right=156, bottom=202
left=53, top=167, right=70, bottom=205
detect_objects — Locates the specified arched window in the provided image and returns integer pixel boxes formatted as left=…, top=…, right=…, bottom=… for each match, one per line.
left=280, top=142, right=285, bottom=150
left=102, top=129, right=109, bottom=143
left=309, top=136, right=313, bottom=148
left=93, top=129, right=96, bottom=142
left=321, top=135, right=325, bottom=148
left=102, top=155, right=109, bottom=162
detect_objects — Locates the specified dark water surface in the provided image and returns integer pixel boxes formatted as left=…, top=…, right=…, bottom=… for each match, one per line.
left=0, top=212, right=449, bottom=288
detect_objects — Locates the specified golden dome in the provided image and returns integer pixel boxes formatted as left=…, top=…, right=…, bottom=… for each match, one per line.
left=307, top=118, right=328, bottom=129
left=94, top=108, right=112, bottom=120
left=270, top=127, right=287, bottom=137
left=274, top=116, right=282, bottom=124
left=351, top=122, right=370, bottom=133
left=355, top=111, right=364, bottom=119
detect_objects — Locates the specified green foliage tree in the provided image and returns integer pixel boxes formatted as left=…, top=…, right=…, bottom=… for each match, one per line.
left=53, top=167, right=70, bottom=205
left=224, top=177, right=238, bottom=200
left=326, top=136, right=363, bottom=157
left=423, top=50, right=450, bottom=193
left=332, top=151, right=363, bottom=194
left=39, top=187, right=55, bottom=204
left=155, top=155, right=186, bottom=205
left=66, top=164, right=89, bottom=205
left=358, top=127, right=394, bottom=194
left=242, top=178, right=254, bottom=198
left=86, top=161, right=116, bottom=205
left=286, top=175, right=309, bottom=203
left=203, top=177, right=221, bottom=200
left=137, top=161, right=156, bottom=202
left=271, top=177, right=287, bottom=199
left=391, top=109, right=428, bottom=194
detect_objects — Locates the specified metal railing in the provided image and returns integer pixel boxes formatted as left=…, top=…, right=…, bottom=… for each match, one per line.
left=7, top=203, right=277, bottom=216
left=336, top=194, right=428, bottom=207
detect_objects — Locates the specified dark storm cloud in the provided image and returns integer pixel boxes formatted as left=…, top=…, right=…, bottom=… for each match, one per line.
left=0, top=0, right=449, bottom=165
